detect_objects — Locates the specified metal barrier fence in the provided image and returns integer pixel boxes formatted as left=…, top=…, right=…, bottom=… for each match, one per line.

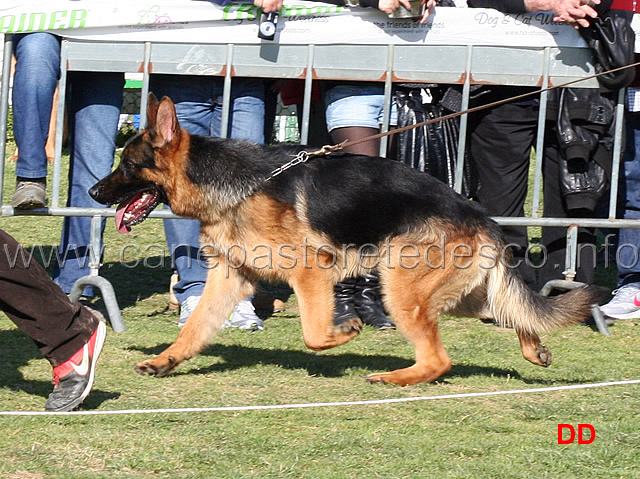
left=0, top=34, right=632, bottom=334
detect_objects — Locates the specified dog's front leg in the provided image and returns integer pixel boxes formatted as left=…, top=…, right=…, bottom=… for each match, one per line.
left=291, top=268, right=361, bottom=351
left=135, top=263, right=254, bottom=377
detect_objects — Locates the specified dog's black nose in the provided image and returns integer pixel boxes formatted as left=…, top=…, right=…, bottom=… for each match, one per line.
left=88, top=183, right=102, bottom=202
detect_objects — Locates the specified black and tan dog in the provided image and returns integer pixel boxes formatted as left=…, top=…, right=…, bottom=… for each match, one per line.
left=90, top=94, right=599, bottom=386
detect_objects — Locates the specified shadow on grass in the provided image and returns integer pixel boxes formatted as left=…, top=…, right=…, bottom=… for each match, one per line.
left=0, top=329, right=118, bottom=408
left=131, top=342, right=589, bottom=385
left=99, top=256, right=173, bottom=309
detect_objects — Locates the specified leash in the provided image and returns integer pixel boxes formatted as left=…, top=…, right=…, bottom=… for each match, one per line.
left=265, top=59, right=640, bottom=181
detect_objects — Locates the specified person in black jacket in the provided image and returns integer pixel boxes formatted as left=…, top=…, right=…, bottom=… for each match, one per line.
left=460, top=0, right=621, bottom=291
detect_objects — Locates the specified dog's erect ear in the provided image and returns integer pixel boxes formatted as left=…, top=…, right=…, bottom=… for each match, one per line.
left=146, top=92, right=160, bottom=130
left=155, top=97, right=180, bottom=146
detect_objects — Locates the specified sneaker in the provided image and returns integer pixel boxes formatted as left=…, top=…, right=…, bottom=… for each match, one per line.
left=599, top=282, right=640, bottom=320
left=45, top=320, right=106, bottom=412
left=11, top=180, right=47, bottom=209
left=223, top=298, right=264, bottom=331
left=178, top=295, right=201, bottom=328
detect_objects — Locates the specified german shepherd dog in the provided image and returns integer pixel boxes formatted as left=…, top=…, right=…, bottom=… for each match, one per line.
left=90, top=94, right=599, bottom=386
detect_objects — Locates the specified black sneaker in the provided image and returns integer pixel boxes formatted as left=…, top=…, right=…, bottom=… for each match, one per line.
left=45, top=321, right=106, bottom=412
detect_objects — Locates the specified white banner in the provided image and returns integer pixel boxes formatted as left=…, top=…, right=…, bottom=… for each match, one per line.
left=0, top=1, right=343, bottom=33
left=63, top=8, right=590, bottom=48
left=0, top=1, right=637, bottom=50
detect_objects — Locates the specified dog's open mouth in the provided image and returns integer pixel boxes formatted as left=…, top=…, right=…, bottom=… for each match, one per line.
left=115, top=189, right=160, bottom=234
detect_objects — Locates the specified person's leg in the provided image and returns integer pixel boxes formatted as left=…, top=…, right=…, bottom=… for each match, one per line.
left=330, top=126, right=380, bottom=156
left=164, top=218, right=209, bottom=308
left=11, top=33, right=61, bottom=208
left=0, top=229, right=105, bottom=412
left=215, top=77, right=266, bottom=329
left=212, top=77, right=265, bottom=143
left=0, top=229, right=98, bottom=362
left=52, top=72, right=124, bottom=295
left=616, top=111, right=640, bottom=285
left=150, top=75, right=212, bottom=311
left=150, top=76, right=266, bottom=328
left=469, top=100, right=538, bottom=287
left=601, top=111, right=640, bottom=319
left=324, top=83, right=396, bottom=328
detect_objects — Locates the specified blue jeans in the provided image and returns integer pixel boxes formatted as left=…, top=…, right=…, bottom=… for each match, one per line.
left=52, top=72, right=124, bottom=294
left=616, top=111, right=640, bottom=286
left=12, top=33, right=60, bottom=179
left=150, top=75, right=265, bottom=302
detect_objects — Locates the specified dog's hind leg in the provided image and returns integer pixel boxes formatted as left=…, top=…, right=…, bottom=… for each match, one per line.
left=291, top=268, right=362, bottom=351
left=135, top=263, right=254, bottom=377
left=517, top=329, right=553, bottom=367
left=365, top=261, right=463, bottom=386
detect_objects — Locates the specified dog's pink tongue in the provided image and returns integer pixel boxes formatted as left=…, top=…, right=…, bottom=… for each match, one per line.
left=115, top=203, right=132, bottom=234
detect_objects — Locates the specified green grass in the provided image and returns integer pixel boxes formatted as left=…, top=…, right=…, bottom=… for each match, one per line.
left=1, top=147, right=640, bottom=478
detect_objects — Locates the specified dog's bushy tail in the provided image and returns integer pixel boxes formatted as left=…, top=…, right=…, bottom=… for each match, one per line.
left=485, top=260, right=601, bottom=334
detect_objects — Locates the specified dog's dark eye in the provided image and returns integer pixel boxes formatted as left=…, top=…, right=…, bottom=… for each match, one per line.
left=120, top=158, right=135, bottom=169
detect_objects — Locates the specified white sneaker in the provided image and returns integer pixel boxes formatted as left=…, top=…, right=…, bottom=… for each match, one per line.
left=223, top=297, right=264, bottom=331
left=178, top=295, right=201, bottom=328
left=600, top=282, right=640, bottom=320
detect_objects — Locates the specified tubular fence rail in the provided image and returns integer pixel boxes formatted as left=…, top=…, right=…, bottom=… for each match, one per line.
left=0, top=34, right=634, bottom=334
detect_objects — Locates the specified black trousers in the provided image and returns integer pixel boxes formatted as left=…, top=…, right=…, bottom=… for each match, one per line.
left=469, top=96, right=597, bottom=290
left=0, top=229, right=98, bottom=366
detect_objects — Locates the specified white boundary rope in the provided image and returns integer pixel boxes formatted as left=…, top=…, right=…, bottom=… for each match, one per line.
left=1, top=379, right=639, bottom=417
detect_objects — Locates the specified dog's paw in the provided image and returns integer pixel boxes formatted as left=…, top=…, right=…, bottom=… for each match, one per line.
left=366, top=372, right=409, bottom=386
left=536, top=345, right=553, bottom=367
left=333, top=317, right=363, bottom=336
left=134, top=355, right=177, bottom=377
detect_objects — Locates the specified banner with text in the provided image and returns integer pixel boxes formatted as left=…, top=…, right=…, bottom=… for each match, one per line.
left=1, top=1, right=638, bottom=50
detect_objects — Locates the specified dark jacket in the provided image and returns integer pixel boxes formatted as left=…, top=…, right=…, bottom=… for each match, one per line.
left=467, top=0, right=621, bottom=212
left=548, top=87, right=617, bottom=211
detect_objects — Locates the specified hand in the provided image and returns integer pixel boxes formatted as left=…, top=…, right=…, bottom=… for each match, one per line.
left=419, top=0, right=437, bottom=23
left=525, top=0, right=600, bottom=28
left=378, top=0, right=414, bottom=15
left=254, top=0, right=284, bottom=13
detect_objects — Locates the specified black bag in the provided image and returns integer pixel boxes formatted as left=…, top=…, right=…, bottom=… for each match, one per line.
left=394, top=85, right=477, bottom=198
left=579, top=8, right=636, bottom=91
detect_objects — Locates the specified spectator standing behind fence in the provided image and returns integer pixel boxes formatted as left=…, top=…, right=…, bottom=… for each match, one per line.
left=0, top=228, right=106, bottom=412
left=148, top=0, right=286, bottom=331
left=460, top=0, right=625, bottom=293
left=52, top=70, right=124, bottom=297
left=9, top=32, right=125, bottom=298
left=600, top=59, right=640, bottom=320
left=317, top=0, right=435, bottom=330
left=10, top=33, right=59, bottom=209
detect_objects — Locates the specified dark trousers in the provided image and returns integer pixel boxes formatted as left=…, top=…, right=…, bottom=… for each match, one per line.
left=469, top=98, right=596, bottom=290
left=0, top=229, right=98, bottom=366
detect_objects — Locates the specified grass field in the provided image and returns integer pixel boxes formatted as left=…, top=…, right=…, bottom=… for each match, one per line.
left=1, top=149, right=640, bottom=478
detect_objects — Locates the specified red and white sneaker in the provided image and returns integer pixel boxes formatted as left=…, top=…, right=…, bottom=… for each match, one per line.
left=45, top=321, right=106, bottom=412
left=600, top=282, right=640, bottom=320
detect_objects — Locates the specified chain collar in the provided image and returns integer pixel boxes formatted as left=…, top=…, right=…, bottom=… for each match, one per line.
left=263, top=141, right=346, bottom=183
